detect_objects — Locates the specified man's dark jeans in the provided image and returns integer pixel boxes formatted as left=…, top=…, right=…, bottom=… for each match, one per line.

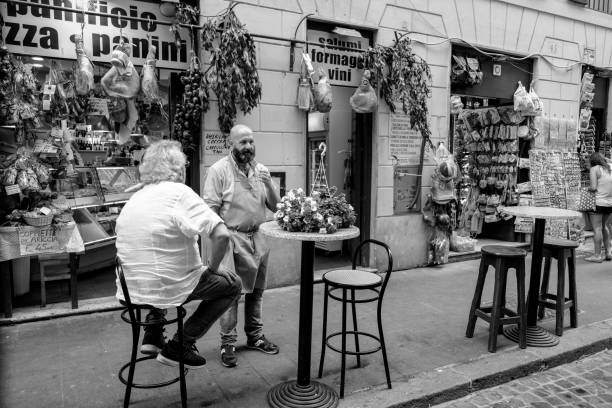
left=145, top=270, right=242, bottom=346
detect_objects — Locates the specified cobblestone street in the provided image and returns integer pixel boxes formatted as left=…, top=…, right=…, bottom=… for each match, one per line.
left=434, top=350, right=612, bottom=408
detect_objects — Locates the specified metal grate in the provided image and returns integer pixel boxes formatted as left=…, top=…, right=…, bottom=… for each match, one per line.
left=588, top=0, right=612, bottom=14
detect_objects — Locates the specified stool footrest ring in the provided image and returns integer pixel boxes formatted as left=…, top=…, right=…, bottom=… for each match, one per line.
left=328, top=287, right=380, bottom=303
left=120, top=307, right=186, bottom=326
left=118, top=355, right=188, bottom=389
left=325, top=331, right=382, bottom=356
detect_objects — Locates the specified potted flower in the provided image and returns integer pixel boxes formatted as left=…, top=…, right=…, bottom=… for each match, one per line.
left=274, top=187, right=356, bottom=234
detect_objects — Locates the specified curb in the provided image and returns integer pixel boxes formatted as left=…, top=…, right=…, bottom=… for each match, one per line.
left=339, top=318, right=612, bottom=408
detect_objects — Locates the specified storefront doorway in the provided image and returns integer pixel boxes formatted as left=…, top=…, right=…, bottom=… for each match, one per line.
left=306, top=22, right=373, bottom=273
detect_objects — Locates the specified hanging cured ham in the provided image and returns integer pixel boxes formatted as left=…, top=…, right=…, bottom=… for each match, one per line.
left=141, top=45, right=160, bottom=102
left=101, top=44, right=141, bottom=144
left=74, top=34, right=94, bottom=95
left=101, top=44, right=140, bottom=98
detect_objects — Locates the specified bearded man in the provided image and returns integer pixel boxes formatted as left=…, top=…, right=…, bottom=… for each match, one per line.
left=203, top=124, right=281, bottom=368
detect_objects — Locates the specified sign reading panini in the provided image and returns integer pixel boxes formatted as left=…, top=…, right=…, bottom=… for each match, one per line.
left=306, top=30, right=365, bottom=87
left=0, top=0, right=190, bottom=69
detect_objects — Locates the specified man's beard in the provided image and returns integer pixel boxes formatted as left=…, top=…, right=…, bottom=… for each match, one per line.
left=232, top=147, right=254, bottom=164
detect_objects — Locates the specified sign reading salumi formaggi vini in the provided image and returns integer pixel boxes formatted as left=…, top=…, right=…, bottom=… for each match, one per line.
left=0, top=0, right=190, bottom=69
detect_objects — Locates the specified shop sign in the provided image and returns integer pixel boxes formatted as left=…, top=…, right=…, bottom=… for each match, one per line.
left=306, top=29, right=365, bottom=87
left=389, top=112, right=422, bottom=165
left=0, top=0, right=190, bottom=69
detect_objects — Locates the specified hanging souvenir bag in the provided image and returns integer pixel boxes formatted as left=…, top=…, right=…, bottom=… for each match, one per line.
left=466, top=57, right=483, bottom=85
left=529, top=84, right=543, bottom=116
left=349, top=69, right=378, bottom=113
left=451, top=55, right=469, bottom=85
left=513, top=81, right=534, bottom=113
left=297, top=54, right=315, bottom=111
left=577, top=187, right=596, bottom=212
left=297, top=76, right=314, bottom=111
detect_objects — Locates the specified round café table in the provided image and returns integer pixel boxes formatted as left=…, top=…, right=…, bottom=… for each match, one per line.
left=260, top=221, right=360, bottom=408
left=498, top=206, right=581, bottom=347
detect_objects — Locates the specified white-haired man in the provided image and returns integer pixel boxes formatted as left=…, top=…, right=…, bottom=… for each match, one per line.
left=203, top=124, right=280, bottom=368
left=116, top=140, right=242, bottom=369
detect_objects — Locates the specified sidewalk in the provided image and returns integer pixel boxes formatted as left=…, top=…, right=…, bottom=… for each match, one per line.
left=1, top=248, right=612, bottom=408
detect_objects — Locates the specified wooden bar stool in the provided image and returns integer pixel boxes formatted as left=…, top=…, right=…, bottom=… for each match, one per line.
left=537, top=238, right=578, bottom=336
left=38, top=254, right=79, bottom=308
left=466, top=245, right=527, bottom=352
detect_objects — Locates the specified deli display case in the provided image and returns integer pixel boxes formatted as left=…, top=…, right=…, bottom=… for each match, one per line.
left=52, top=166, right=138, bottom=271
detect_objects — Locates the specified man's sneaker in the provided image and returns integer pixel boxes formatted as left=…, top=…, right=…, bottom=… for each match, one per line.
left=156, top=340, right=207, bottom=369
left=220, top=344, right=237, bottom=367
left=141, top=329, right=165, bottom=355
left=246, top=335, right=279, bottom=355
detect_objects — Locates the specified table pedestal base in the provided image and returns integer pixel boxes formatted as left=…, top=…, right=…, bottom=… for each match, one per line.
left=267, top=380, right=339, bottom=408
left=503, top=325, right=560, bottom=347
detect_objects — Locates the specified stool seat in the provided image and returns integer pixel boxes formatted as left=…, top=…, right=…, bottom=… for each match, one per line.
left=481, top=245, right=527, bottom=258
left=543, top=238, right=579, bottom=249
left=323, top=269, right=382, bottom=288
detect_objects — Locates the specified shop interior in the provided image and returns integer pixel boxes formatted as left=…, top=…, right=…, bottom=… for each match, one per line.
left=1, top=54, right=172, bottom=311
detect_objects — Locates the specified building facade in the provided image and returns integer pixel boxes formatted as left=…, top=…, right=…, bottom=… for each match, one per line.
left=199, top=0, right=612, bottom=285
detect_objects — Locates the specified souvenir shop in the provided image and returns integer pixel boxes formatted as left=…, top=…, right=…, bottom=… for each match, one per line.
left=434, top=44, right=612, bottom=260
left=420, top=44, right=536, bottom=262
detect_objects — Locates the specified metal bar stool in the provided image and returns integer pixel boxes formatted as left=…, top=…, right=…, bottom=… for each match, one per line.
left=466, top=245, right=527, bottom=353
left=537, top=238, right=578, bottom=336
left=317, top=239, right=393, bottom=398
left=116, top=260, right=188, bottom=408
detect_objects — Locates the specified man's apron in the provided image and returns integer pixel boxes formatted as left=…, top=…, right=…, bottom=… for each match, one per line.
left=219, top=163, right=268, bottom=293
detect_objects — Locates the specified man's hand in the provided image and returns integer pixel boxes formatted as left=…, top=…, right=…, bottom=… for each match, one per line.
left=258, top=166, right=273, bottom=185
left=210, top=265, right=240, bottom=286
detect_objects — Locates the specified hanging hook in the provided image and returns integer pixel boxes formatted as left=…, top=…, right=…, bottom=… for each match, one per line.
left=319, top=142, right=327, bottom=159
left=80, top=7, right=86, bottom=38
left=147, top=16, right=153, bottom=40
left=119, top=14, right=124, bottom=45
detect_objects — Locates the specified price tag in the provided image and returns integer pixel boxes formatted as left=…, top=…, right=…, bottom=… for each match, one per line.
left=88, top=97, right=109, bottom=118
left=33, top=139, right=58, bottom=154
left=50, top=127, right=62, bottom=138
left=43, top=84, right=57, bottom=95
left=39, top=207, right=52, bottom=216
left=5, top=184, right=21, bottom=195
left=42, top=94, right=52, bottom=111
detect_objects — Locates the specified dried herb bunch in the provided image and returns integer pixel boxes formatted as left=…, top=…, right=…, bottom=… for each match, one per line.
left=363, top=36, right=432, bottom=139
left=201, top=10, right=262, bottom=133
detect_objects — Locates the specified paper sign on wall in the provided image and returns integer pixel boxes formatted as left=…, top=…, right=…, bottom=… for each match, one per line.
left=389, top=113, right=422, bottom=165
left=88, top=97, right=109, bottom=118
left=393, top=165, right=421, bottom=213
left=204, top=132, right=230, bottom=158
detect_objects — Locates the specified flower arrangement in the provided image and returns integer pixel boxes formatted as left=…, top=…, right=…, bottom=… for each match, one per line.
left=275, top=187, right=356, bottom=234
